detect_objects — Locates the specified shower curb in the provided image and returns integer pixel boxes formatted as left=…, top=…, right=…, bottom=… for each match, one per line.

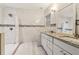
left=12, top=43, right=21, bottom=55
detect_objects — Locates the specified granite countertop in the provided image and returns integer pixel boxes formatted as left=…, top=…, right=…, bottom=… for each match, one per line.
left=42, top=32, right=79, bottom=48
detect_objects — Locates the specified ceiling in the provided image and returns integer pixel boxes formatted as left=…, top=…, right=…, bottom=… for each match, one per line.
left=0, top=3, right=50, bottom=10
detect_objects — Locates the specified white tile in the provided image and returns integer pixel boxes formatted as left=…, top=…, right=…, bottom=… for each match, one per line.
left=5, top=43, right=19, bottom=55
left=15, top=42, right=46, bottom=55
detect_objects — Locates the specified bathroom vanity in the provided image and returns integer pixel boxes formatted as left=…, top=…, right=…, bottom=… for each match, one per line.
left=41, top=3, right=79, bottom=55
left=41, top=32, right=79, bottom=55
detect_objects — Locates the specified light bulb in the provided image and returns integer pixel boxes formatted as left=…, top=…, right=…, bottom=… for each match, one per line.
left=51, top=3, right=58, bottom=11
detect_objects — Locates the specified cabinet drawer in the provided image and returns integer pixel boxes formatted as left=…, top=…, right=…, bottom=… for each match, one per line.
left=47, top=41, right=53, bottom=51
left=42, top=34, right=52, bottom=41
left=54, top=38, right=79, bottom=55
left=46, top=36, right=52, bottom=41
left=45, top=45, right=53, bottom=55
left=53, top=45, right=71, bottom=55
left=41, top=33, right=53, bottom=55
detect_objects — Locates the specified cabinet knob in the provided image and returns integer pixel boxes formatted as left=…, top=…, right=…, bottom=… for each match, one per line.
left=60, top=50, right=67, bottom=55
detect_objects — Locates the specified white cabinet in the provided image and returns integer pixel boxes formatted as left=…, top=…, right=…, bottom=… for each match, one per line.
left=41, top=33, right=71, bottom=55
left=54, top=38, right=79, bottom=55
left=41, top=33, right=53, bottom=55
left=41, top=33, right=79, bottom=55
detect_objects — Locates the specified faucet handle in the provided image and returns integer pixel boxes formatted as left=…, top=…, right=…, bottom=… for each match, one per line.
left=73, top=33, right=79, bottom=39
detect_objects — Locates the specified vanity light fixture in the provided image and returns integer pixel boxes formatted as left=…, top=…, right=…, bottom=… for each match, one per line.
left=51, top=3, right=58, bottom=12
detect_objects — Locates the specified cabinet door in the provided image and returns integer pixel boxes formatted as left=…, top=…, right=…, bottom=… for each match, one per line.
left=41, top=33, right=53, bottom=55
left=41, top=34, right=46, bottom=48
left=41, top=34, right=48, bottom=51
left=46, top=40, right=53, bottom=55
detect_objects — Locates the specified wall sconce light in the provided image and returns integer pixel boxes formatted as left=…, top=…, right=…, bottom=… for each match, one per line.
left=51, top=3, right=58, bottom=12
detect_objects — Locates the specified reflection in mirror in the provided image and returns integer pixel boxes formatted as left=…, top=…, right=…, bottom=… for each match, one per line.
left=45, top=13, right=51, bottom=31
left=56, top=4, right=76, bottom=35
left=75, top=4, right=79, bottom=38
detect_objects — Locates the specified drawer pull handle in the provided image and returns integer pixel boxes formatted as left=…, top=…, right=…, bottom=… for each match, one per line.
left=60, top=51, right=67, bottom=55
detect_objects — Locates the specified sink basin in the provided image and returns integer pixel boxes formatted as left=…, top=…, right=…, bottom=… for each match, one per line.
left=60, top=35, right=76, bottom=39
left=49, top=31, right=56, bottom=33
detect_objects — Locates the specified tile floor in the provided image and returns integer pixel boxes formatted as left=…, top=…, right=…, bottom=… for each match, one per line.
left=5, top=43, right=19, bottom=55
left=15, top=42, right=46, bottom=55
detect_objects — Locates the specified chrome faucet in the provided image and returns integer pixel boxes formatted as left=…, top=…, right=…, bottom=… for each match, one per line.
left=73, top=33, right=79, bottom=39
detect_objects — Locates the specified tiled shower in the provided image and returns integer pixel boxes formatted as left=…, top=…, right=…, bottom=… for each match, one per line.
left=2, top=8, right=20, bottom=55
left=0, top=5, right=45, bottom=55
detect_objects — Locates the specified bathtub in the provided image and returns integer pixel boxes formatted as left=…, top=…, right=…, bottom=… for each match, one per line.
left=5, top=43, right=20, bottom=55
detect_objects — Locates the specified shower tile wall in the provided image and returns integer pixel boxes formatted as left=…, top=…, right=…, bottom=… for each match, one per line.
left=0, top=7, right=45, bottom=45
left=3, top=8, right=16, bottom=44
left=17, top=9, right=45, bottom=44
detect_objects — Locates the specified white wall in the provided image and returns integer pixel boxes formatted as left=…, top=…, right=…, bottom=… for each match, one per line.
left=16, top=8, right=45, bottom=43
left=0, top=8, right=3, bottom=24
left=0, top=8, right=3, bottom=33
left=17, top=9, right=44, bottom=25
left=0, top=7, right=45, bottom=44
left=3, top=8, right=18, bottom=44
left=19, top=27, right=44, bottom=43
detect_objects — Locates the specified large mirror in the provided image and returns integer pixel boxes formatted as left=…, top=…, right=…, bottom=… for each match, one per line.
left=56, top=4, right=76, bottom=35
left=76, top=4, right=79, bottom=36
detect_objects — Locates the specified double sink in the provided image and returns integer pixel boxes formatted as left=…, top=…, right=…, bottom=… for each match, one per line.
left=46, top=31, right=79, bottom=48
left=49, top=31, right=78, bottom=39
